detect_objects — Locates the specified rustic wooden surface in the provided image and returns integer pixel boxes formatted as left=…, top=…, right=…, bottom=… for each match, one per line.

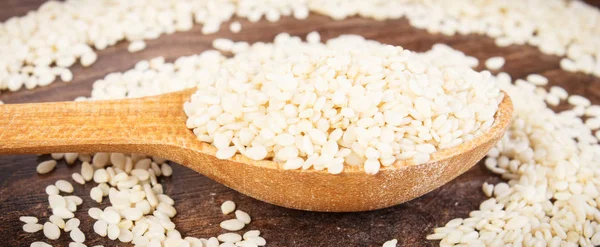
left=1, top=1, right=600, bottom=246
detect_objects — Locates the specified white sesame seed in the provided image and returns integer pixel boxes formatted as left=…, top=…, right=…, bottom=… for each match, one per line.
left=382, top=239, right=398, bottom=247
left=90, top=187, right=103, bottom=203
left=88, top=207, right=102, bottom=220
left=81, top=52, right=98, bottom=67
left=78, top=154, right=92, bottom=163
left=216, top=146, right=238, bottom=159
left=20, top=216, right=38, bottom=224
left=102, top=210, right=121, bottom=225
left=161, top=163, right=173, bottom=177
left=23, top=223, right=44, bottom=233
left=236, top=240, right=258, bottom=247
left=549, top=86, right=568, bottom=100
left=49, top=215, right=65, bottom=229
left=55, top=180, right=74, bottom=193
left=213, top=38, right=235, bottom=52
left=220, top=219, right=245, bottom=231
left=485, top=56, right=505, bottom=70
left=560, top=58, right=578, bottom=72
left=218, top=233, right=243, bottom=243
left=93, top=220, right=108, bottom=237
left=60, top=69, right=73, bottom=82
left=45, top=185, right=59, bottom=195
left=245, top=146, right=268, bottom=160
left=364, top=159, right=380, bottom=175
left=425, top=233, right=446, bottom=240
left=93, top=169, right=110, bottom=183
left=243, top=230, right=260, bottom=239
left=235, top=210, right=251, bottom=224
left=526, top=74, right=548, bottom=86
left=93, top=153, right=109, bottom=168
left=48, top=194, right=66, bottom=209
left=157, top=202, right=177, bottom=218
left=568, top=95, right=591, bottom=107
left=482, top=182, right=494, bottom=197
left=51, top=153, right=65, bottom=160
left=71, top=173, right=85, bottom=185
left=30, top=242, right=52, bottom=247
left=306, top=31, right=321, bottom=43
left=545, top=94, right=560, bottom=106
left=43, top=222, right=61, bottom=240
left=230, top=21, right=242, bottom=33
left=221, top=200, right=236, bottom=215
left=107, top=223, right=120, bottom=240
left=283, top=157, right=304, bottom=170
left=81, top=162, right=94, bottom=181
left=64, top=218, right=80, bottom=232
left=135, top=158, right=152, bottom=170
left=70, top=227, right=85, bottom=243
left=121, top=208, right=143, bottom=221
left=110, top=153, right=126, bottom=169
left=53, top=207, right=75, bottom=219
left=118, top=228, right=134, bottom=243
left=37, top=160, right=56, bottom=174
left=128, top=41, right=147, bottom=53
left=246, top=236, right=266, bottom=246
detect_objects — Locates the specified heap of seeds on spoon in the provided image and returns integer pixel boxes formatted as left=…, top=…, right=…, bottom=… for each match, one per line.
left=2, top=0, right=600, bottom=246
left=185, top=34, right=503, bottom=174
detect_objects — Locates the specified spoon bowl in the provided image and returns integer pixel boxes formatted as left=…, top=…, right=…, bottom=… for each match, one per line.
left=0, top=88, right=513, bottom=212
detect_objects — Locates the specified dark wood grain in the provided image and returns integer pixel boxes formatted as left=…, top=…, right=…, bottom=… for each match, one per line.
left=1, top=1, right=600, bottom=246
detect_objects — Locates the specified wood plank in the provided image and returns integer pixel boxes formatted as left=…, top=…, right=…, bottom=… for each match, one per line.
left=1, top=1, right=599, bottom=246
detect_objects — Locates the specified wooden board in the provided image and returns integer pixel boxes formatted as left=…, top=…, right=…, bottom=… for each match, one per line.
left=1, top=1, right=600, bottom=246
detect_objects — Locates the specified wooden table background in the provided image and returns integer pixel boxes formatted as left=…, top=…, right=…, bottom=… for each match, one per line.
left=2, top=1, right=600, bottom=246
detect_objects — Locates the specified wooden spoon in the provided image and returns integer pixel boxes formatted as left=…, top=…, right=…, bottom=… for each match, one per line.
left=0, top=88, right=513, bottom=212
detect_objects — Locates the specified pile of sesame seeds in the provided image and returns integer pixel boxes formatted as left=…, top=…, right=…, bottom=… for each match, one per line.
left=2, top=0, right=599, bottom=95
left=184, top=33, right=503, bottom=174
left=424, top=55, right=600, bottom=246
left=27, top=153, right=266, bottom=247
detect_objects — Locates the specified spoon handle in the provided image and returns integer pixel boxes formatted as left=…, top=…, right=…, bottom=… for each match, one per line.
left=0, top=89, right=195, bottom=155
